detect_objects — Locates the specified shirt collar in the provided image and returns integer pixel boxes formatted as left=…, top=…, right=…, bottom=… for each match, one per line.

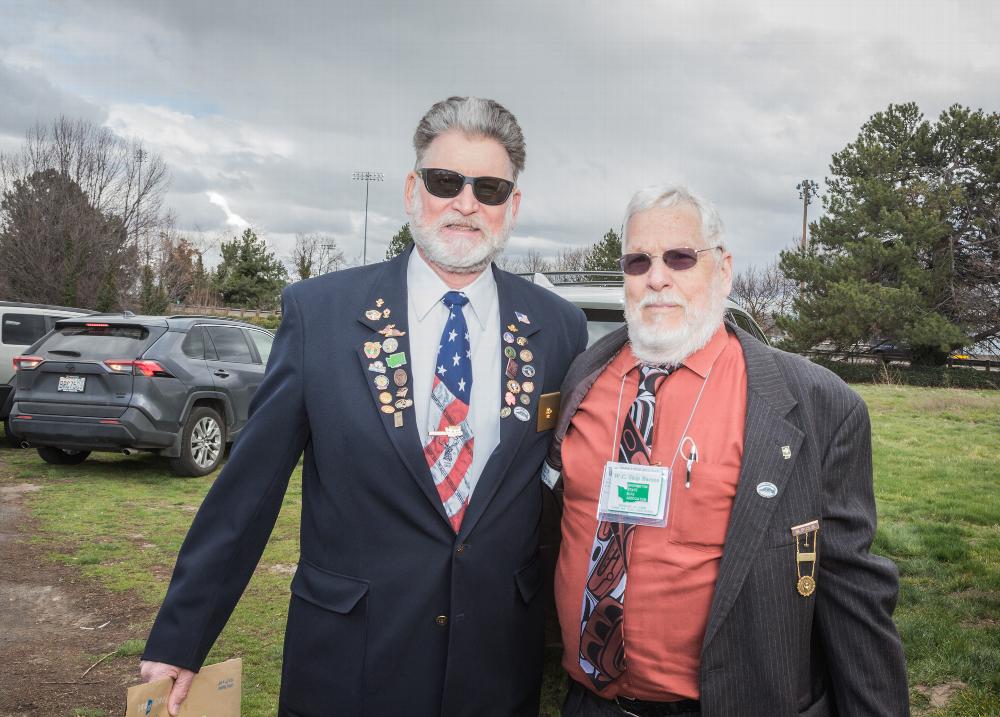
left=407, top=247, right=495, bottom=330
left=617, top=323, right=731, bottom=379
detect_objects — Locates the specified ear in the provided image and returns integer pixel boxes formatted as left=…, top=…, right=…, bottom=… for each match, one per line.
left=403, top=172, right=418, bottom=214
left=719, top=251, right=734, bottom=295
left=509, top=187, right=522, bottom=222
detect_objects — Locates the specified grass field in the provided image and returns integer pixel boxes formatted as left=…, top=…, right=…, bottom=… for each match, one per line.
left=1, top=384, right=998, bottom=715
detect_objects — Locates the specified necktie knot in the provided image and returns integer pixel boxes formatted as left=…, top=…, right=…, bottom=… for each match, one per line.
left=638, top=365, right=672, bottom=395
left=442, top=291, right=469, bottom=309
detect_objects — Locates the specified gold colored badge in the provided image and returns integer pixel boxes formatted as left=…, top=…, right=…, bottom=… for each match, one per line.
left=797, top=575, right=816, bottom=597
left=791, top=520, right=820, bottom=598
left=536, top=392, right=560, bottom=432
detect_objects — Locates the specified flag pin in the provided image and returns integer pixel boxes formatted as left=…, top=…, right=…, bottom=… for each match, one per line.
left=781, top=446, right=792, bottom=460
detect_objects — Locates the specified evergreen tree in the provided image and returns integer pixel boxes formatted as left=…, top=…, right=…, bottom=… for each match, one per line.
left=213, top=228, right=288, bottom=309
left=139, top=263, right=168, bottom=314
left=780, top=103, right=1000, bottom=365
left=385, top=223, right=413, bottom=259
left=584, top=229, right=622, bottom=272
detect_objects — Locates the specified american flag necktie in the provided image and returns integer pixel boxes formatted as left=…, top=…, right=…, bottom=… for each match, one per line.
left=423, top=291, right=474, bottom=532
left=579, top=364, right=673, bottom=690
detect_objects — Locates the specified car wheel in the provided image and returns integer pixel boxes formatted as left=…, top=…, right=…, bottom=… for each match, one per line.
left=169, top=406, right=226, bottom=476
left=2, top=418, right=23, bottom=448
left=36, top=445, right=90, bottom=465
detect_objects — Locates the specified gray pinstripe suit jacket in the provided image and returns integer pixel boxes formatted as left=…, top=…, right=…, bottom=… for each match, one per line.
left=545, top=324, right=910, bottom=717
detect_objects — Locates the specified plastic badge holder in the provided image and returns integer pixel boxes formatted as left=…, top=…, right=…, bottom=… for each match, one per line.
left=596, top=462, right=671, bottom=528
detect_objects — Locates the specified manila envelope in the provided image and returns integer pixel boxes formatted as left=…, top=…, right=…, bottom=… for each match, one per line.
left=125, top=658, right=241, bottom=717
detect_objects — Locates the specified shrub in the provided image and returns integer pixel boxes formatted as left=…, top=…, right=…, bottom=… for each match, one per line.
left=810, top=358, right=1000, bottom=390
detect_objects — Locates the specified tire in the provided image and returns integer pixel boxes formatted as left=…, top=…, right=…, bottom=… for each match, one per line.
left=36, top=445, right=90, bottom=465
left=2, top=418, right=23, bottom=449
left=169, top=406, right=226, bottom=476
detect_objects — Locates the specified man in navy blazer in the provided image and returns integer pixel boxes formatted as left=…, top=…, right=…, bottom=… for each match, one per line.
left=140, top=96, right=588, bottom=716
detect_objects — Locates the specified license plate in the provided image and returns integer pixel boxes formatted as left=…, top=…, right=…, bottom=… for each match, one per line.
left=57, top=375, right=86, bottom=392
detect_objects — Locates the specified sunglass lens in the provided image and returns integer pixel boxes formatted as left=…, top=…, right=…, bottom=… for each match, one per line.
left=472, top=177, right=512, bottom=205
left=620, top=253, right=652, bottom=275
left=663, top=248, right=698, bottom=270
left=425, top=169, right=463, bottom=198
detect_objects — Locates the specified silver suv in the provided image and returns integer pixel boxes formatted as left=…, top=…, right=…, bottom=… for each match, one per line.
left=1, top=301, right=93, bottom=444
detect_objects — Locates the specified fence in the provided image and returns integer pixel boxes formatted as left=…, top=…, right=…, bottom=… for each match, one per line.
left=171, top=303, right=282, bottom=319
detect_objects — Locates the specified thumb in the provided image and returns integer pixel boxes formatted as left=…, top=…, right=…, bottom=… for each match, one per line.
left=167, top=669, right=195, bottom=716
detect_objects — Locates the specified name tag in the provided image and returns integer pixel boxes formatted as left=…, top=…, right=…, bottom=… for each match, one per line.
left=597, top=462, right=671, bottom=527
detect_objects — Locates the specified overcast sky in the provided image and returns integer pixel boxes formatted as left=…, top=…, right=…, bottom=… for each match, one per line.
left=2, top=0, right=998, bottom=272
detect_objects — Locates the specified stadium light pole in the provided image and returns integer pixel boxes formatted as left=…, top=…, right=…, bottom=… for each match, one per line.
left=352, top=171, right=384, bottom=265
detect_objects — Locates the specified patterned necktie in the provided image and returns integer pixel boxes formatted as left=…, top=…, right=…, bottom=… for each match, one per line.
left=579, top=364, right=673, bottom=690
left=423, top=291, right=475, bottom=532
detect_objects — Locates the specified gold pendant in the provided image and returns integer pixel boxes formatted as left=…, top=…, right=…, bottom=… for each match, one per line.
left=797, top=575, right=816, bottom=597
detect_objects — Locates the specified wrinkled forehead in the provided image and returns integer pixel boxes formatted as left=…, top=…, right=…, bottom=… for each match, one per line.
left=625, top=204, right=708, bottom=252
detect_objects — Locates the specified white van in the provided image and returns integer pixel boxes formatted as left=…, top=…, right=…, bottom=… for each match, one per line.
left=1, top=301, right=92, bottom=443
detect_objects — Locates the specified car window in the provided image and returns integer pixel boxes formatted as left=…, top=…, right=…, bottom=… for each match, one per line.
left=206, top=326, right=254, bottom=364
left=182, top=327, right=208, bottom=359
left=726, top=309, right=767, bottom=343
left=2, top=313, right=49, bottom=345
left=40, top=324, right=153, bottom=358
left=247, top=329, right=273, bottom=365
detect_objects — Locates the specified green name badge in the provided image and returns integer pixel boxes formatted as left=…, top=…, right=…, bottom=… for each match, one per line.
left=618, top=482, right=650, bottom=503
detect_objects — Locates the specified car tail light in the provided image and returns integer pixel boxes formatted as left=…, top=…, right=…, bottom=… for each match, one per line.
left=13, top=356, right=44, bottom=371
left=103, top=359, right=174, bottom=378
left=85, top=322, right=110, bottom=327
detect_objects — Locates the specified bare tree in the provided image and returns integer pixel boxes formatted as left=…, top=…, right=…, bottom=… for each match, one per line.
left=0, top=116, right=170, bottom=258
left=730, top=260, right=796, bottom=336
left=289, top=233, right=346, bottom=280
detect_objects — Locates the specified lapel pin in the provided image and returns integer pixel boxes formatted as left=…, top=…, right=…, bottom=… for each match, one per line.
left=781, top=446, right=792, bottom=460
left=374, top=375, right=389, bottom=390
left=507, top=323, right=518, bottom=333
left=513, top=406, right=530, bottom=422
left=756, top=482, right=778, bottom=499
left=394, top=412, right=404, bottom=428
left=515, top=311, right=530, bottom=324
left=364, top=341, right=381, bottom=359
left=368, top=361, right=386, bottom=374
left=376, top=298, right=384, bottom=307
left=365, top=309, right=382, bottom=321
left=379, top=324, right=405, bottom=337
left=386, top=352, right=407, bottom=368
left=516, top=336, right=528, bottom=347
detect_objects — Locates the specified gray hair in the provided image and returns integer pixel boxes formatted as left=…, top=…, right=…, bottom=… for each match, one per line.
left=622, top=183, right=725, bottom=252
left=413, top=96, right=526, bottom=179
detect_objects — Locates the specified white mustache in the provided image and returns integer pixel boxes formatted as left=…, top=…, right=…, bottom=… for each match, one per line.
left=432, top=213, right=487, bottom=233
left=638, top=291, right=687, bottom=309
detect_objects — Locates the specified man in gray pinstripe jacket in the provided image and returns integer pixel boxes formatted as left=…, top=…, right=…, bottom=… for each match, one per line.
left=545, top=184, right=909, bottom=716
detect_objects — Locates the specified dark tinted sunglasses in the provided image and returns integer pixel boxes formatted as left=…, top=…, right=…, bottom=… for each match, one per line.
left=416, top=168, right=515, bottom=206
left=619, top=247, right=723, bottom=275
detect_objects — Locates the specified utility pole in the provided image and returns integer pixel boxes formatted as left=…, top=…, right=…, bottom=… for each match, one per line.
left=797, top=179, right=819, bottom=251
left=352, top=171, right=384, bottom=265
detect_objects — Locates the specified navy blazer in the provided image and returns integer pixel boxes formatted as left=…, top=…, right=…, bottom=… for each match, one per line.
left=142, top=250, right=589, bottom=716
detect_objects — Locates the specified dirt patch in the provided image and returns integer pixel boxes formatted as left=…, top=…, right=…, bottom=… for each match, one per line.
left=914, top=680, right=968, bottom=712
left=0, top=459, right=155, bottom=716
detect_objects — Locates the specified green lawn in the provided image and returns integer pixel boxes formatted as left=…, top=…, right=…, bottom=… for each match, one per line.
left=2, top=384, right=998, bottom=715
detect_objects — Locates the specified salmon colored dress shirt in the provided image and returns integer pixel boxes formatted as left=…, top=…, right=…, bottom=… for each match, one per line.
left=555, top=326, right=747, bottom=701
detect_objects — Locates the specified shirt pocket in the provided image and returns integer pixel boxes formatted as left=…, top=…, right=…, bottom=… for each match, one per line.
left=667, top=462, right=739, bottom=551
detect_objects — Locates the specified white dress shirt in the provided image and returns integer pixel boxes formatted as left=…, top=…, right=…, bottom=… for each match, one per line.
left=407, top=248, right=501, bottom=498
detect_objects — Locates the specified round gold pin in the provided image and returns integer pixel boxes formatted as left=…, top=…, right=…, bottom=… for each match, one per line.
left=516, top=336, right=527, bottom=347
left=380, top=405, right=395, bottom=414
left=796, top=575, right=816, bottom=597
left=379, top=392, right=393, bottom=404
left=500, top=406, right=512, bottom=418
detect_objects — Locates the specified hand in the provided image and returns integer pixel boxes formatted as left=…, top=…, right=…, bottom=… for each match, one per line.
left=139, top=660, right=196, bottom=716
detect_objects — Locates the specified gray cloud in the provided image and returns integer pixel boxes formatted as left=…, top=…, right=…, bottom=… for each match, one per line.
left=2, top=0, right=998, bottom=271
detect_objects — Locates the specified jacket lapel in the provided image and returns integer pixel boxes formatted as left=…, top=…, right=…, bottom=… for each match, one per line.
left=354, top=250, right=451, bottom=528
left=458, top=268, right=543, bottom=540
left=701, top=331, right=803, bottom=651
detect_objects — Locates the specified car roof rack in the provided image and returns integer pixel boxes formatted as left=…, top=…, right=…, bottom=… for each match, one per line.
left=517, top=270, right=625, bottom=287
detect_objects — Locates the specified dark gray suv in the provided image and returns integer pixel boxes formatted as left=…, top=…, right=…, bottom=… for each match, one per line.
left=9, top=314, right=275, bottom=476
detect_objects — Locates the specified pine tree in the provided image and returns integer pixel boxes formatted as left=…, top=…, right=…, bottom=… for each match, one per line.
left=385, top=223, right=413, bottom=260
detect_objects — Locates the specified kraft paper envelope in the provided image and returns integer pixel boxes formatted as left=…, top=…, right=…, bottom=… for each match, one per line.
left=124, top=658, right=241, bottom=717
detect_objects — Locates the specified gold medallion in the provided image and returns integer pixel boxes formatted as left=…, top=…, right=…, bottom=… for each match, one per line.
left=796, top=575, right=816, bottom=597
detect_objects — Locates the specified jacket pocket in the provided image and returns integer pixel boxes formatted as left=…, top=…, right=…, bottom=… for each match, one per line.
left=668, top=462, right=739, bottom=551
left=515, top=553, right=542, bottom=604
left=290, top=560, right=369, bottom=613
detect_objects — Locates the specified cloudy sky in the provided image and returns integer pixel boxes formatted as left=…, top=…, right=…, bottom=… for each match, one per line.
left=2, top=0, right=998, bottom=272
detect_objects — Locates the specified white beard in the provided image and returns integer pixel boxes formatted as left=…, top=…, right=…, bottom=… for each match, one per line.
left=407, top=186, right=514, bottom=274
left=625, top=273, right=727, bottom=367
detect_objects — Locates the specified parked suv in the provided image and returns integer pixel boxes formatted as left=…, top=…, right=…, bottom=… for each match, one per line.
left=9, top=314, right=275, bottom=476
left=527, top=272, right=769, bottom=346
left=2, top=301, right=93, bottom=444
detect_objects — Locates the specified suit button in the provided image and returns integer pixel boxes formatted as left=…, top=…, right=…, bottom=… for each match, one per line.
left=456, top=544, right=466, bottom=554
left=435, top=615, right=448, bottom=627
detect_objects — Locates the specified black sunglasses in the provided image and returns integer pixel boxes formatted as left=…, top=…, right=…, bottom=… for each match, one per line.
left=416, top=168, right=515, bottom=206
left=619, top=247, right=723, bottom=275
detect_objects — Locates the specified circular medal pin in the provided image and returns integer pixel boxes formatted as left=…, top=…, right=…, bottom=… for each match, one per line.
left=378, top=392, right=393, bottom=405
left=380, top=405, right=395, bottom=414
left=382, top=337, right=399, bottom=353
left=513, top=406, right=530, bottom=422
left=374, top=375, right=389, bottom=390
left=500, top=407, right=512, bottom=419
left=519, top=349, right=533, bottom=363
left=516, top=336, right=527, bottom=347
left=522, top=381, right=535, bottom=394
left=504, top=346, right=516, bottom=359
left=521, top=365, right=536, bottom=378
left=797, top=575, right=816, bottom=597
left=503, top=332, right=515, bottom=344
left=507, top=380, right=521, bottom=394
left=519, top=393, right=530, bottom=406
left=394, top=369, right=408, bottom=387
